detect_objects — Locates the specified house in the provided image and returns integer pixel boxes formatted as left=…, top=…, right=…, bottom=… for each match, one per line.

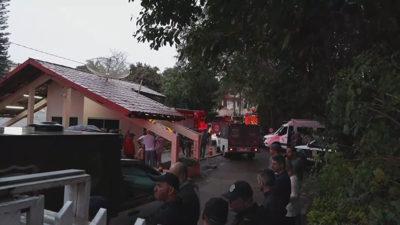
left=0, top=58, right=202, bottom=166
left=218, top=94, right=249, bottom=116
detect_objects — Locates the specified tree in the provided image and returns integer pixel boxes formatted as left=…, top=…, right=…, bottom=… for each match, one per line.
left=131, top=0, right=400, bottom=223
left=162, top=65, right=219, bottom=113
left=75, top=64, right=92, bottom=73
left=0, top=0, right=10, bottom=78
left=124, top=62, right=162, bottom=93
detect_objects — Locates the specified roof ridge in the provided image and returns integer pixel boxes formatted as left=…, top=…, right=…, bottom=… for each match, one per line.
left=30, top=58, right=165, bottom=97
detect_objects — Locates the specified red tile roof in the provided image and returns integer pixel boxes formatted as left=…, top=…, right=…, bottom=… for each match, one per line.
left=2, top=59, right=184, bottom=120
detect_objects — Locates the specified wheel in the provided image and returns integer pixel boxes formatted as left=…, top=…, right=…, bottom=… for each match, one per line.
left=248, top=153, right=255, bottom=160
left=216, top=146, right=221, bottom=153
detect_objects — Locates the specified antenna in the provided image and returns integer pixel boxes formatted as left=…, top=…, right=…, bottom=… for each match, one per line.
left=85, top=55, right=130, bottom=80
left=136, top=80, right=143, bottom=97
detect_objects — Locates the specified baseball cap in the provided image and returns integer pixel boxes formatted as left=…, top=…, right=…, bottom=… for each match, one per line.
left=203, top=198, right=228, bottom=224
left=222, top=181, right=253, bottom=200
left=149, top=172, right=180, bottom=190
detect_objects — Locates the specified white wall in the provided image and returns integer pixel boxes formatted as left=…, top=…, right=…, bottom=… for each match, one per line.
left=46, top=82, right=84, bottom=124
left=83, top=97, right=143, bottom=150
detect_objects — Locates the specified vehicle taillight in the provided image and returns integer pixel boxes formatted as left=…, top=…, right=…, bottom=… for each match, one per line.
left=229, top=148, right=233, bottom=151
left=254, top=148, right=258, bottom=152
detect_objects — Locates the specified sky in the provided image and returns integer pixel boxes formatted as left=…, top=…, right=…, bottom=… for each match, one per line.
left=7, top=0, right=177, bottom=72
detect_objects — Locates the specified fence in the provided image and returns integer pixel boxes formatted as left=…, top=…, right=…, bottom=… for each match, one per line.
left=0, top=169, right=106, bottom=225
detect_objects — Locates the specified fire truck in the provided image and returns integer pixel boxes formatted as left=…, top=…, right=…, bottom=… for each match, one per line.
left=216, top=123, right=261, bottom=160
left=175, top=109, right=208, bottom=133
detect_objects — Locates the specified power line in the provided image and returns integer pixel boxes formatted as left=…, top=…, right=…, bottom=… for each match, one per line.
left=10, top=42, right=85, bottom=65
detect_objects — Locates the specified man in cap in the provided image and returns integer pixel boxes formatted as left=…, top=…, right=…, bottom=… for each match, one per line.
left=202, top=197, right=229, bottom=225
left=222, top=181, right=264, bottom=225
left=150, top=172, right=188, bottom=225
left=169, top=162, right=200, bottom=225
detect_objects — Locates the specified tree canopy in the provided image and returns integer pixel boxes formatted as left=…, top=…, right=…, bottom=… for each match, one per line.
left=0, top=0, right=10, bottom=78
left=131, top=0, right=400, bottom=223
left=162, top=64, right=219, bottom=113
left=124, top=62, right=162, bottom=93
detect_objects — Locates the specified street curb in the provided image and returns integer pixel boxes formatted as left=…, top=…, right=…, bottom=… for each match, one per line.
left=200, top=153, right=222, bottom=161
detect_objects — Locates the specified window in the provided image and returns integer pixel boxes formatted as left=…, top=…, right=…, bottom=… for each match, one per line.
left=279, top=126, right=288, bottom=135
left=88, top=118, right=119, bottom=131
left=120, top=165, right=158, bottom=200
left=297, top=127, right=312, bottom=135
left=51, top=117, right=78, bottom=126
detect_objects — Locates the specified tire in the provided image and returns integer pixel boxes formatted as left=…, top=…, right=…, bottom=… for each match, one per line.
left=216, top=147, right=221, bottom=153
left=248, top=153, right=255, bottom=160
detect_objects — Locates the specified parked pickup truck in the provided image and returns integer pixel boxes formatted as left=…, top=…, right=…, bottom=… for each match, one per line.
left=216, top=123, right=260, bottom=160
left=0, top=123, right=161, bottom=225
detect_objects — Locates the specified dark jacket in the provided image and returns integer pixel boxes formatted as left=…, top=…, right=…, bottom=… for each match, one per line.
left=231, top=203, right=265, bottom=225
left=178, top=180, right=200, bottom=225
left=153, top=198, right=187, bottom=225
left=262, top=188, right=287, bottom=225
left=201, top=131, right=209, bottom=144
left=275, top=170, right=291, bottom=208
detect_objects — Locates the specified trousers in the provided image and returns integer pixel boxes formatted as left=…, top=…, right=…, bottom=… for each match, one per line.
left=145, top=150, right=156, bottom=167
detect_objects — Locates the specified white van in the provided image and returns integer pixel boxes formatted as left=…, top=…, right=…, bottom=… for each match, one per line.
left=263, top=119, right=325, bottom=150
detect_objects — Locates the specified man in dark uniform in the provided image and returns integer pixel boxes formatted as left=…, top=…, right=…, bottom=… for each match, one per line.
left=150, top=172, right=188, bottom=225
left=202, top=197, right=229, bottom=225
left=222, top=181, right=264, bottom=225
left=257, top=168, right=287, bottom=225
left=169, top=162, right=200, bottom=225
left=271, top=155, right=291, bottom=210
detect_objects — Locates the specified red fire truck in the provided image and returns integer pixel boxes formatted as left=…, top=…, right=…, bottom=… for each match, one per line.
left=216, top=123, right=260, bottom=160
left=175, top=109, right=208, bottom=132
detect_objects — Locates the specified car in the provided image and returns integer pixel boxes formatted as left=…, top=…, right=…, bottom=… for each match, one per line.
left=295, top=140, right=331, bottom=167
left=109, top=159, right=162, bottom=225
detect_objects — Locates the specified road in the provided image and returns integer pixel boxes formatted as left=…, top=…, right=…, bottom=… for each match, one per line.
left=194, top=148, right=308, bottom=225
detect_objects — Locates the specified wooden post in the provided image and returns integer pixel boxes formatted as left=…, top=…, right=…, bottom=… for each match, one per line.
left=62, top=87, right=71, bottom=128
left=171, top=135, right=180, bottom=165
left=27, top=87, right=35, bottom=125
left=55, top=201, right=73, bottom=225
left=26, top=196, right=44, bottom=225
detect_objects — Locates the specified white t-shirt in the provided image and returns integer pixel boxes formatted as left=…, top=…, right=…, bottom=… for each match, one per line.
left=139, top=135, right=155, bottom=151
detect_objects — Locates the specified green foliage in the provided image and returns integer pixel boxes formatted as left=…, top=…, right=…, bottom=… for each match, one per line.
left=124, top=62, right=162, bottom=93
left=162, top=65, right=219, bottom=113
left=131, top=1, right=400, bottom=223
left=305, top=46, right=400, bottom=224
left=0, top=0, right=10, bottom=78
left=76, top=65, right=92, bottom=73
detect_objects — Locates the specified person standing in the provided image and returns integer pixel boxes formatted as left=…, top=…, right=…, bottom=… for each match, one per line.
left=150, top=172, right=188, bottom=225
left=202, top=198, right=229, bottom=225
left=169, top=162, right=200, bottom=225
left=286, top=161, right=300, bottom=225
left=222, top=181, right=264, bottom=225
left=271, top=155, right=292, bottom=211
left=138, top=130, right=156, bottom=167
left=155, top=135, right=165, bottom=167
left=201, top=129, right=209, bottom=158
left=286, top=147, right=304, bottom=182
left=123, top=131, right=136, bottom=159
left=268, top=144, right=281, bottom=170
left=257, top=168, right=287, bottom=225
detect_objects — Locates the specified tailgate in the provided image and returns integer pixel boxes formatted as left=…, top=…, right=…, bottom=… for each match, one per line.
left=228, top=124, right=244, bottom=146
left=244, top=125, right=260, bottom=147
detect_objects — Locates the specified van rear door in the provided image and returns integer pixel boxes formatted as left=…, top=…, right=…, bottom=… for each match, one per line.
left=243, top=125, right=259, bottom=147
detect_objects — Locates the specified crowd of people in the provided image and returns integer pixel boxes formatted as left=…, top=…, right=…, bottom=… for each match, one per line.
left=148, top=143, right=304, bottom=225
